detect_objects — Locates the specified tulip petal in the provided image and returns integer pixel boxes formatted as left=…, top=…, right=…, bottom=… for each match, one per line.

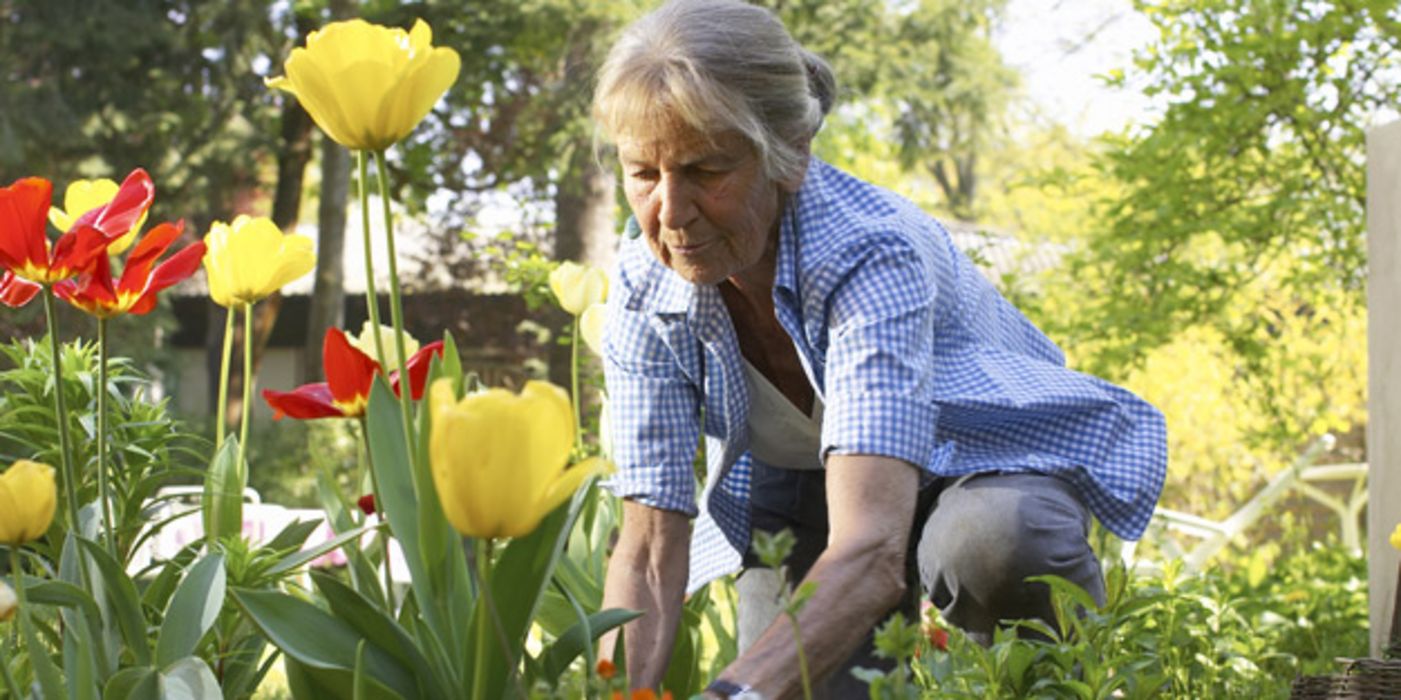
left=390, top=340, right=444, bottom=400
left=0, top=461, right=57, bottom=545
left=323, top=328, right=379, bottom=415
left=126, top=239, right=206, bottom=316
left=73, top=169, right=154, bottom=243
left=0, top=177, right=54, bottom=276
left=536, top=456, right=610, bottom=522
left=0, top=272, right=40, bottom=307
left=262, top=384, right=345, bottom=420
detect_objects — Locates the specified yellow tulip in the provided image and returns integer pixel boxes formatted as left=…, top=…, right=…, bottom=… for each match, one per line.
left=0, top=579, right=15, bottom=622
left=549, top=262, right=608, bottom=315
left=47, top=178, right=147, bottom=255
left=0, top=460, right=57, bottom=545
left=202, top=215, right=315, bottom=308
left=266, top=19, right=461, bottom=152
left=429, top=379, right=608, bottom=539
left=1391, top=522, right=1401, bottom=551
left=580, top=302, right=606, bottom=356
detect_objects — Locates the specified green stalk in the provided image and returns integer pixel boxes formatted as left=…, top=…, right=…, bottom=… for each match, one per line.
left=470, top=540, right=491, bottom=700
left=372, top=150, right=415, bottom=447
left=357, top=416, right=394, bottom=607
left=0, top=627, right=21, bottom=700
left=789, top=613, right=813, bottom=700
left=41, top=287, right=81, bottom=534
left=357, top=150, right=388, bottom=368
left=237, top=303, right=253, bottom=481
left=96, top=318, right=117, bottom=560
left=215, top=306, right=235, bottom=448
left=570, top=319, right=582, bottom=453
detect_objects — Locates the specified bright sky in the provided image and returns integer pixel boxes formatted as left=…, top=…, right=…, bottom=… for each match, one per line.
left=996, top=0, right=1159, bottom=136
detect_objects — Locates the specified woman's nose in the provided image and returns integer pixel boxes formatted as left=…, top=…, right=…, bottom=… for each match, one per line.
left=657, top=176, right=697, bottom=230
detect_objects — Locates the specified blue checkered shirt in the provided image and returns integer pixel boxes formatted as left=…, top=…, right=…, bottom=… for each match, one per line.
left=601, top=158, right=1167, bottom=592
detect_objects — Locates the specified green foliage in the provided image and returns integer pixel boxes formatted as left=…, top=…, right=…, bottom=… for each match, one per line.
left=914, top=542, right=1369, bottom=698
left=0, top=337, right=205, bottom=558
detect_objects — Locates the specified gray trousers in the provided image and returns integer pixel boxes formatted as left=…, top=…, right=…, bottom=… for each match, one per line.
left=736, top=465, right=1106, bottom=698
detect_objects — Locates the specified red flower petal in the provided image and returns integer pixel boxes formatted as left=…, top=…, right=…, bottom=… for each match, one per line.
left=262, top=384, right=344, bottom=420
left=0, top=177, right=54, bottom=275
left=72, top=168, right=154, bottom=240
left=125, top=236, right=205, bottom=316
left=323, top=328, right=379, bottom=412
left=390, top=340, right=445, bottom=400
left=0, top=271, right=40, bottom=307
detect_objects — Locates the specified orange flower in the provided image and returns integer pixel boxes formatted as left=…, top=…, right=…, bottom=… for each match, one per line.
left=595, top=658, right=616, bottom=680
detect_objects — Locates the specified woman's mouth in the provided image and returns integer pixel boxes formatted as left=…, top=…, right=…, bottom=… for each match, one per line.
left=669, top=239, right=713, bottom=256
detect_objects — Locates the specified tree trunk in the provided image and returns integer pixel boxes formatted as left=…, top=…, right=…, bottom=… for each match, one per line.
left=304, top=134, right=350, bottom=382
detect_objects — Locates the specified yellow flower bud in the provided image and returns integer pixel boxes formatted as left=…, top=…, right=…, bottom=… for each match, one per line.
left=0, top=460, right=57, bottom=545
left=429, top=379, right=607, bottom=539
left=579, top=303, right=607, bottom=356
left=266, top=19, right=461, bottom=152
left=48, top=178, right=148, bottom=255
left=202, top=216, right=315, bottom=308
left=1391, top=522, right=1401, bottom=551
left=549, top=261, right=608, bottom=315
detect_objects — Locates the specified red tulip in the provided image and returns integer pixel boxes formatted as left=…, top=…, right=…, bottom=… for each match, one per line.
left=263, top=327, right=444, bottom=420
left=55, top=221, right=205, bottom=318
left=0, top=171, right=154, bottom=295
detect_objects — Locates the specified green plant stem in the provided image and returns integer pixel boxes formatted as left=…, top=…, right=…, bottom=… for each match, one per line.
left=372, top=150, right=415, bottom=448
left=41, top=287, right=81, bottom=534
left=570, top=319, right=582, bottom=452
left=237, top=303, right=254, bottom=477
left=357, top=416, right=393, bottom=607
left=0, top=627, right=21, bottom=700
left=96, top=318, right=117, bottom=560
left=470, top=540, right=491, bottom=700
left=788, top=612, right=813, bottom=700
left=215, top=306, right=235, bottom=448
left=357, top=150, right=388, bottom=368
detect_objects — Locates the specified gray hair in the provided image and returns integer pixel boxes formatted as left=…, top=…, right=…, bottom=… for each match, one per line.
left=593, top=0, right=837, bottom=186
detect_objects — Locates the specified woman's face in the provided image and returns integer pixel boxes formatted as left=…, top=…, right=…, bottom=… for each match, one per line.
left=618, top=124, right=781, bottom=287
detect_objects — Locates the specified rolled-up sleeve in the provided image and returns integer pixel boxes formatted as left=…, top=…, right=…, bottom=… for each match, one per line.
left=600, top=299, right=702, bottom=517
left=820, top=236, right=942, bottom=469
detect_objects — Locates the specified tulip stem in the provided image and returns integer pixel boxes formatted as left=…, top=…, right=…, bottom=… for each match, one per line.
left=216, top=306, right=235, bottom=448
left=41, top=288, right=82, bottom=536
left=356, top=150, right=389, bottom=370
left=571, top=320, right=583, bottom=453
left=96, top=318, right=117, bottom=561
left=0, top=618, right=21, bottom=700
left=357, top=417, right=394, bottom=608
left=470, top=539, right=490, bottom=700
left=237, top=303, right=253, bottom=482
left=373, top=150, right=416, bottom=447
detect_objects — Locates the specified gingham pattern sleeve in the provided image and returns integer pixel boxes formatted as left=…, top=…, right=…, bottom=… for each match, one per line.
left=599, top=297, right=702, bottom=517
left=819, top=233, right=941, bottom=468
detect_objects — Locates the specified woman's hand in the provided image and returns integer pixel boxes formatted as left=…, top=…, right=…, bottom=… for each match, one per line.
left=718, top=454, right=918, bottom=699
left=601, top=499, right=692, bottom=688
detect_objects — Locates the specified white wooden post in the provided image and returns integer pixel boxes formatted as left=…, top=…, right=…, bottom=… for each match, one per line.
left=1367, top=119, right=1401, bottom=656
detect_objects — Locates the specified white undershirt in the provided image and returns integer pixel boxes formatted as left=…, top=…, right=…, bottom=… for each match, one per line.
left=741, top=358, right=824, bottom=471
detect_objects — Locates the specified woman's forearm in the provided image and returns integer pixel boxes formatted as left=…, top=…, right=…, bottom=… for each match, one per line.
left=601, top=500, right=692, bottom=688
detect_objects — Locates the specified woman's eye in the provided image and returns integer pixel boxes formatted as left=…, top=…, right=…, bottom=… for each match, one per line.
left=630, top=169, right=658, bottom=180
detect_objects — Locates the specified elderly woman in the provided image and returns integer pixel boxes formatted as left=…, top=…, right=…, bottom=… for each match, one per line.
left=594, top=1, right=1166, bottom=697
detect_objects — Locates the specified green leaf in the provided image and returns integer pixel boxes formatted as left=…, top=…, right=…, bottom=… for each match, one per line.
left=202, top=437, right=245, bottom=545
left=156, top=553, right=226, bottom=667
left=264, top=518, right=325, bottom=552
left=310, top=572, right=444, bottom=697
left=18, top=600, right=66, bottom=699
left=75, top=537, right=152, bottom=667
left=285, top=656, right=405, bottom=700
left=62, top=604, right=102, bottom=700
left=104, top=666, right=159, bottom=700
left=230, top=588, right=419, bottom=699
left=539, top=608, right=642, bottom=680
left=268, top=523, right=376, bottom=576
left=159, top=657, right=221, bottom=700
left=354, top=640, right=369, bottom=700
